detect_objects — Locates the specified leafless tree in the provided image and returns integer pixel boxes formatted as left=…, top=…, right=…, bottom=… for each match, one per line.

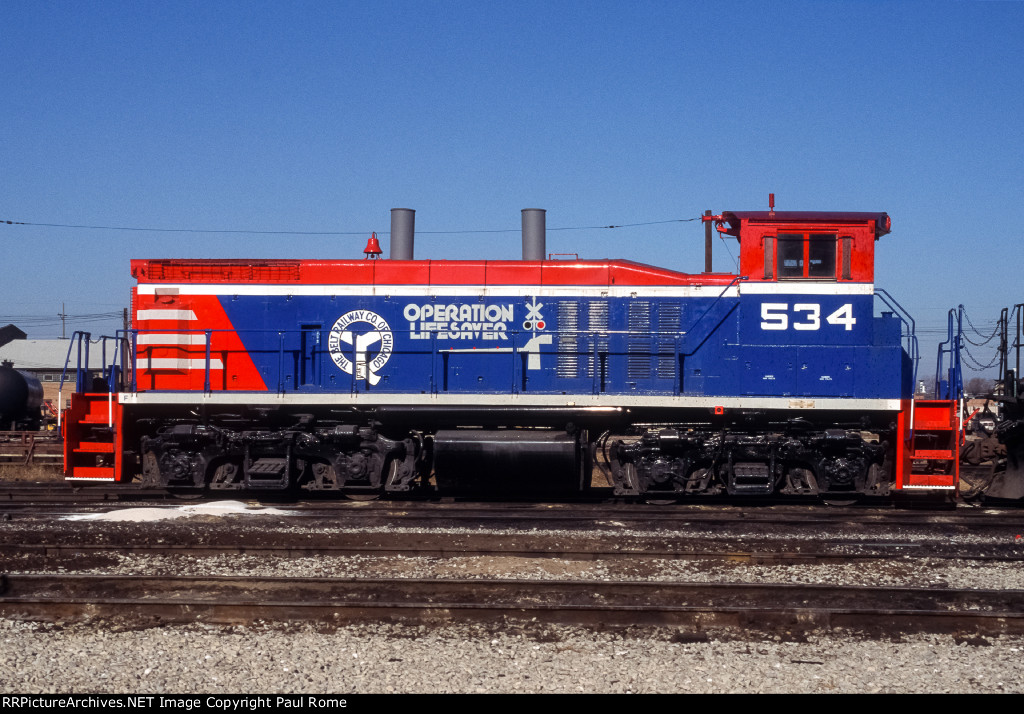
left=965, top=377, right=996, bottom=396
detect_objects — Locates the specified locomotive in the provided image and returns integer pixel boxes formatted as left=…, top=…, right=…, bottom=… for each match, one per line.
left=60, top=203, right=964, bottom=501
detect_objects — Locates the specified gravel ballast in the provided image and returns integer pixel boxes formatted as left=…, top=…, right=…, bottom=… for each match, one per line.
left=2, top=619, right=1023, bottom=694
left=3, top=503, right=1024, bottom=693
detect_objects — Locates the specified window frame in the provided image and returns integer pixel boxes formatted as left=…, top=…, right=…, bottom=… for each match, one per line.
left=767, top=231, right=839, bottom=281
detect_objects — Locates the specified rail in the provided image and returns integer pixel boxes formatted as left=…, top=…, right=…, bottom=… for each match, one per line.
left=874, top=288, right=920, bottom=381
left=119, top=326, right=699, bottom=396
left=0, top=431, right=62, bottom=465
left=58, top=332, right=128, bottom=393
left=4, top=573, right=1024, bottom=635
left=58, top=282, right=911, bottom=402
left=66, top=325, right=745, bottom=398
left=874, top=288, right=922, bottom=436
left=935, top=305, right=965, bottom=402
left=57, top=332, right=130, bottom=428
left=997, top=304, right=1024, bottom=398
left=682, top=275, right=745, bottom=354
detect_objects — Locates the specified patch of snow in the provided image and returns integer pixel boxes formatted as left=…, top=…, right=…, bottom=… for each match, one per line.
left=63, top=500, right=292, bottom=522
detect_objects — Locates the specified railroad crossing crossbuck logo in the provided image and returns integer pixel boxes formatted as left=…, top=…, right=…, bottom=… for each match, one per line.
left=327, top=310, right=393, bottom=385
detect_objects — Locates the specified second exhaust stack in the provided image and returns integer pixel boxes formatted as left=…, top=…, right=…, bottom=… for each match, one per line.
left=522, top=209, right=546, bottom=261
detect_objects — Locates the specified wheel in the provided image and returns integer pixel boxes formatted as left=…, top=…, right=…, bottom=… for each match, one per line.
left=343, top=492, right=380, bottom=501
left=821, top=497, right=858, bottom=507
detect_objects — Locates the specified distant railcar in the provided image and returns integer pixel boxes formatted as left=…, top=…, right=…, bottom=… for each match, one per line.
left=0, top=364, right=43, bottom=430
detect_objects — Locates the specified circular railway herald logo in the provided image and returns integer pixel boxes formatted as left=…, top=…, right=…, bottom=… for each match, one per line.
left=327, top=310, right=393, bottom=386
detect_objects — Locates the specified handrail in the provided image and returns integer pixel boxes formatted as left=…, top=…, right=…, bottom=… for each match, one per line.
left=935, top=305, right=964, bottom=402
left=57, top=331, right=90, bottom=429
left=934, top=305, right=966, bottom=443
left=120, top=326, right=711, bottom=396
left=683, top=276, right=746, bottom=349
left=874, top=288, right=920, bottom=393
left=874, top=288, right=922, bottom=440
left=77, top=298, right=911, bottom=402
left=996, top=304, right=1024, bottom=399
left=58, top=331, right=88, bottom=399
left=58, top=331, right=126, bottom=429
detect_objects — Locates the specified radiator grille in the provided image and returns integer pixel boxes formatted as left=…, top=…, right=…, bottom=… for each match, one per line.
left=145, top=260, right=302, bottom=282
left=556, top=301, right=579, bottom=378
left=587, top=301, right=609, bottom=378
left=627, top=301, right=651, bottom=379
left=656, top=303, right=681, bottom=379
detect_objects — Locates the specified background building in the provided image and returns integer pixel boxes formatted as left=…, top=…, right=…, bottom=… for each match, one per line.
left=0, top=327, right=106, bottom=408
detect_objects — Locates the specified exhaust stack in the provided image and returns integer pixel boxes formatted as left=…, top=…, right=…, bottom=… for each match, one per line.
left=390, top=208, right=415, bottom=260
left=521, top=208, right=546, bottom=261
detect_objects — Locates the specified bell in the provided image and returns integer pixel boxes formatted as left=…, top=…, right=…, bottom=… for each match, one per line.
left=363, top=232, right=383, bottom=259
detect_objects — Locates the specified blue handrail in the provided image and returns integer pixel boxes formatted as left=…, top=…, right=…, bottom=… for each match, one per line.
left=681, top=276, right=746, bottom=355
left=875, top=288, right=920, bottom=396
left=66, top=306, right=909, bottom=402
left=112, top=326, right=706, bottom=395
left=935, top=305, right=964, bottom=401
left=59, top=331, right=126, bottom=394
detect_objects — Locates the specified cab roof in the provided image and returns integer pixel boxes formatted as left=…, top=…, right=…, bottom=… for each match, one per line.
left=721, top=211, right=891, bottom=237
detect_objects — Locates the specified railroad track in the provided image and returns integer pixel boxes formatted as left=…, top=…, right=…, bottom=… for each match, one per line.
left=2, top=573, right=1022, bottom=635
left=0, top=482, right=168, bottom=503
left=3, top=497, right=1024, bottom=562
left=3, top=496, right=1023, bottom=637
left=2, top=538, right=1022, bottom=564
left=2, top=485, right=1023, bottom=531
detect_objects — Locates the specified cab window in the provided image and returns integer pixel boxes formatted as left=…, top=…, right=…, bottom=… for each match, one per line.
left=775, top=233, right=837, bottom=280
left=777, top=234, right=804, bottom=277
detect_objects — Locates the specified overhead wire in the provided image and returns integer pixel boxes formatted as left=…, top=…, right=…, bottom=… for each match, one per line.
left=0, top=312, right=122, bottom=324
left=3, top=216, right=711, bottom=336
left=1, top=216, right=705, bottom=237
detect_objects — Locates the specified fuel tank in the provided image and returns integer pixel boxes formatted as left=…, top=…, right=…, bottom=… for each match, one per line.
left=433, top=429, right=581, bottom=494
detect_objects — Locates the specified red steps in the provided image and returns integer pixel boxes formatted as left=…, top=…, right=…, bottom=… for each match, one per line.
left=903, top=399, right=959, bottom=491
left=63, top=393, right=125, bottom=482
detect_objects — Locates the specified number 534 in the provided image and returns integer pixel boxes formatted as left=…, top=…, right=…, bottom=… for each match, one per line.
left=760, top=303, right=856, bottom=331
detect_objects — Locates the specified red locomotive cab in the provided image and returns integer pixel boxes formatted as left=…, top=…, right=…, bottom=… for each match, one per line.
left=710, top=211, right=892, bottom=284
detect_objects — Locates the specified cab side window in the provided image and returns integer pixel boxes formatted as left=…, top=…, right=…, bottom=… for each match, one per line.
left=773, top=232, right=837, bottom=280
left=777, top=234, right=804, bottom=277
left=807, top=233, right=836, bottom=277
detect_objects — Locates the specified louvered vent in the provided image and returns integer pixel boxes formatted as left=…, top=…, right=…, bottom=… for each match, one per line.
left=557, top=301, right=579, bottom=378
left=145, top=260, right=302, bottom=282
left=627, top=301, right=651, bottom=379
left=587, top=301, right=609, bottom=378
left=656, top=303, right=682, bottom=379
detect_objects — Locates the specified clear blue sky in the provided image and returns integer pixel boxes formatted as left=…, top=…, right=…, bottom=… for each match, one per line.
left=2, top=1, right=1021, bottom=378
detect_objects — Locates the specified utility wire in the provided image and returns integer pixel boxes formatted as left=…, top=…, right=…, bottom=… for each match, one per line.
left=0, top=312, right=122, bottom=322
left=1, top=216, right=704, bottom=237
